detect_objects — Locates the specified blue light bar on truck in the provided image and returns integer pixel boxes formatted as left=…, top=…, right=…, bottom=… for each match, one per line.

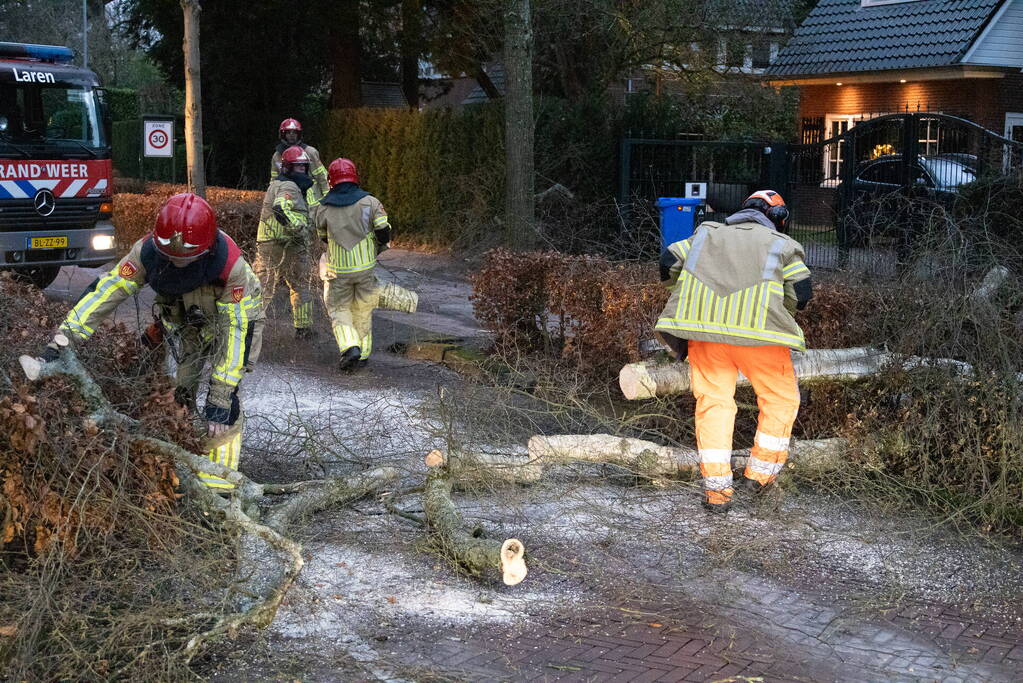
left=0, top=42, right=75, bottom=64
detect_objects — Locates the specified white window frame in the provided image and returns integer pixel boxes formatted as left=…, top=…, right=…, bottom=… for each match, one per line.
left=822, top=115, right=860, bottom=187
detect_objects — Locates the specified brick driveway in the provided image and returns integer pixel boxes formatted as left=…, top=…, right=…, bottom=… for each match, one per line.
left=385, top=568, right=1023, bottom=682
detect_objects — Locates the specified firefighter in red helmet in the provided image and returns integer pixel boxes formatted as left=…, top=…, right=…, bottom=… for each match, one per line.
left=271, top=118, right=328, bottom=204
left=44, top=193, right=265, bottom=490
left=311, top=158, right=392, bottom=370
left=255, top=145, right=317, bottom=336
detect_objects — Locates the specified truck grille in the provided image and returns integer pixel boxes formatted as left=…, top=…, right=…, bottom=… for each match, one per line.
left=0, top=198, right=102, bottom=231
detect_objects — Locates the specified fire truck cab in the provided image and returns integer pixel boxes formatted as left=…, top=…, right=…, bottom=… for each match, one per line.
left=0, top=42, right=115, bottom=289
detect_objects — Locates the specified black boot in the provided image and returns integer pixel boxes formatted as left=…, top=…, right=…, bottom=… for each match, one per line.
left=737, top=476, right=771, bottom=494
left=338, top=346, right=361, bottom=372
left=295, top=327, right=316, bottom=340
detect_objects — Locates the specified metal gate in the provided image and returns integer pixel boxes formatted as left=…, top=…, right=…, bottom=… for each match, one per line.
left=620, top=115, right=1023, bottom=272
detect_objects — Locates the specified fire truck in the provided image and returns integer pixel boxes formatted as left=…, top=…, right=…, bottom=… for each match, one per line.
left=0, top=42, right=115, bottom=289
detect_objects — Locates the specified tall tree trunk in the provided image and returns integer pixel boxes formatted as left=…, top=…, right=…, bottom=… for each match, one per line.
left=400, top=0, right=421, bottom=109
left=502, top=0, right=534, bottom=245
left=330, top=1, right=362, bottom=109
left=180, top=0, right=205, bottom=197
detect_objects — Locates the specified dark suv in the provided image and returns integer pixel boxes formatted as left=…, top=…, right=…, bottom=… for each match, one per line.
left=838, top=154, right=977, bottom=248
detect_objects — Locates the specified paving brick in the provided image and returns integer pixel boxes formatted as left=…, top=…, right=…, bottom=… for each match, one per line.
left=650, top=641, right=688, bottom=659
left=653, top=668, right=697, bottom=683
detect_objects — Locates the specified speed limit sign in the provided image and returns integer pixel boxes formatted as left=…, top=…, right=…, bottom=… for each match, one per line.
left=143, top=119, right=174, bottom=158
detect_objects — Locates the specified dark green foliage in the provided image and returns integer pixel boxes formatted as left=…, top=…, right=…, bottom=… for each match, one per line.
left=105, top=87, right=139, bottom=122
left=112, top=119, right=187, bottom=183
left=321, top=104, right=505, bottom=245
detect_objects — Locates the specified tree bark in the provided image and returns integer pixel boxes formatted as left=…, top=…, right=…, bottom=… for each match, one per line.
left=330, top=1, right=362, bottom=108
left=502, top=0, right=535, bottom=246
left=618, top=347, right=997, bottom=401
left=400, top=0, right=422, bottom=109
left=180, top=0, right=205, bottom=198
left=423, top=455, right=527, bottom=585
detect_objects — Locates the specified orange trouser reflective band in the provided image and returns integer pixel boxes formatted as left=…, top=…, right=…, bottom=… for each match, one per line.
left=689, top=341, right=801, bottom=504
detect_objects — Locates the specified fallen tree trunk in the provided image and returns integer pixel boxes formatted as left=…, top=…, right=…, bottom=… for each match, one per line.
left=619, top=347, right=997, bottom=401
left=429, top=447, right=543, bottom=486
left=527, top=434, right=847, bottom=477
left=423, top=451, right=527, bottom=585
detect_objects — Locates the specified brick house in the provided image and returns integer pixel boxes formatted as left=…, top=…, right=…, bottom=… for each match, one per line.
left=765, top=0, right=1023, bottom=149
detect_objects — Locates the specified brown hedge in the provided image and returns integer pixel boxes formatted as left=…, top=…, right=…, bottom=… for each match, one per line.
left=113, top=182, right=263, bottom=257
left=470, top=249, right=877, bottom=384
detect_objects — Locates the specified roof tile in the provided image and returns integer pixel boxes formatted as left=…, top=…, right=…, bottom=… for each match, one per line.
left=765, top=0, right=1003, bottom=77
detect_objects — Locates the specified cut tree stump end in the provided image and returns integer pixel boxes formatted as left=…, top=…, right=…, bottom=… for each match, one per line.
left=500, top=538, right=527, bottom=586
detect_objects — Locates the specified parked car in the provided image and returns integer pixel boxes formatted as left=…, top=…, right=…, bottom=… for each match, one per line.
left=837, top=154, right=977, bottom=249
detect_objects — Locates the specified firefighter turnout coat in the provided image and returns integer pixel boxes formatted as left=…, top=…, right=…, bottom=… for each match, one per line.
left=270, top=142, right=328, bottom=205
left=256, top=176, right=315, bottom=329
left=59, top=233, right=264, bottom=418
left=311, top=184, right=390, bottom=359
left=654, top=211, right=811, bottom=351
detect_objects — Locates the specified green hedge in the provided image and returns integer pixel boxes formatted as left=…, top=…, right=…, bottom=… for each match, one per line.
left=321, top=104, right=504, bottom=244
left=112, top=118, right=187, bottom=183
left=105, top=87, right=139, bottom=122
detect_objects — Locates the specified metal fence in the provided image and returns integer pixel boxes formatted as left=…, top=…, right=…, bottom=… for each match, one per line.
left=620, top=115, right=1023, bottom=275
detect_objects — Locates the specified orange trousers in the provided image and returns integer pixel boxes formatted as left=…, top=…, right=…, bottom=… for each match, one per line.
left=688, top=341, right=801, bottom=506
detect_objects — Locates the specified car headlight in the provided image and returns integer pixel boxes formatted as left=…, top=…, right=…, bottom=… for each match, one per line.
left=91, top=234, right=115, bottom=251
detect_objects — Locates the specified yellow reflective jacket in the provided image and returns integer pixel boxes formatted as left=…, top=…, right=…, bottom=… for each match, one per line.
left=655, top=216, right=811, bottom=351
left=58, top=235, right=264, bottom=412
left=311, top=194, right=389, bottom=275
left=258, top=178, right=311, bottom=243
left=270, top=143, right=328, bottom=204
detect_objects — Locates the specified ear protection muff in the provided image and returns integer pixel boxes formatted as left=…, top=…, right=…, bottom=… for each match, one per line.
left=766, top=204, right=789, bottom=232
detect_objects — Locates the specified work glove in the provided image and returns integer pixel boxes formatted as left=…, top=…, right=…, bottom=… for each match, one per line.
left=272, top=205, right=288, bottom=225
left=40, top=344, right=60, bottom=363
left=374, top=226, right=391, bottom=254
left=174, top=385, right=195, bottom=409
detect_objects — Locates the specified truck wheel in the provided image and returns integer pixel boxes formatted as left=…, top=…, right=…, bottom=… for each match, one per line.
left=13, top=265, right=62, bottom=289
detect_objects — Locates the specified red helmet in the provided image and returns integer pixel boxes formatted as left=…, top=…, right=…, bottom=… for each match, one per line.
left=328, top=158, right=359, bottom=187
left=152, top=193, right=218, bottom=264
left=281, top=145, right=310, bottom=172
left=279, top=118, right=302, bottom=140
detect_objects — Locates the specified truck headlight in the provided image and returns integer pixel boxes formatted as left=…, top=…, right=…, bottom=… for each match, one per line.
left=92, top=234, right=115, bottom=251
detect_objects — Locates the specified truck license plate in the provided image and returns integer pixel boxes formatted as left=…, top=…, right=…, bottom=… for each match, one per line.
left=29, top=236, right=68, bottom=249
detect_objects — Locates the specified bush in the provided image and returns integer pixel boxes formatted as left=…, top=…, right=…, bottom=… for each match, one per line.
left=471, top=249, right=877, bottom=384
left=321, top=104, right=504, bottom=246
left=471, top=249, right=669, bottom=384
left=0, top=273, right=230, bottom=679
left=113, top=183, right=263, bottom=256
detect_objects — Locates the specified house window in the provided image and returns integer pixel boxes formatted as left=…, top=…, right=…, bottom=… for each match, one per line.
left=918, top=117, right=940, bottom=155
left=823, top=115, right=858, bottom=184
left=748, top=40, right=769, bottom=69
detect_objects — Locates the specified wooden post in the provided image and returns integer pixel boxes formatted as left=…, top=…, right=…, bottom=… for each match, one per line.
left=503, top=0, right=535, bottom=245
left=180, top=0, right=206, bottom=198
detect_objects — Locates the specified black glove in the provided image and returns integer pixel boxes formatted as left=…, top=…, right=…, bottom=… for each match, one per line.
left=174, top=385, right=195, bottom=409
left=272, top=205, right=288, bottom=225
left=203, top=390, right=240, bottom=426
left=41, top=344, right=60, bottom=363
left=184, top=305, right=207, bottom=328
left=374, top=226, right=391, bottom=253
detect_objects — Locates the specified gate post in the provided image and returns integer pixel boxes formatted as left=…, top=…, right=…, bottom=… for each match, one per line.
left=618, top=137, right=632, bottom=209
left=766, top=142, right=789, bottom=197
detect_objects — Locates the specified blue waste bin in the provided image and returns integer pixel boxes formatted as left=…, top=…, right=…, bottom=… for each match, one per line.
left=656, top=197, right=705, bottom=249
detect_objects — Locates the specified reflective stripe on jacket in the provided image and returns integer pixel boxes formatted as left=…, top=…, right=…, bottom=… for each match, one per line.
left=311, top=194, right=389, bottom=275
left=258, top=178, right=310, bottom=242
left=654, top=219, right=811, bottom=351
left=59, top=237, right=264, bottom=411
left=270, top=143, right=329, bottom=204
